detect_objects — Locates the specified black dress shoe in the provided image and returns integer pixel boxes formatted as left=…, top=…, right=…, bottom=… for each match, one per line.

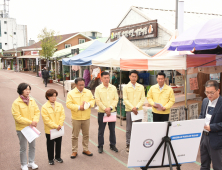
left=98, top=146, right=103, bottom=153
left=110, top=145, right=118, bottom=152
left=49, top=160, right=54, bottom=165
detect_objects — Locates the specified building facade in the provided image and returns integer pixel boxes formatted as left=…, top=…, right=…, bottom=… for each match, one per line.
left=108, top=6, right=222, bottom=56
left=0, top=18, right=28, bottom=51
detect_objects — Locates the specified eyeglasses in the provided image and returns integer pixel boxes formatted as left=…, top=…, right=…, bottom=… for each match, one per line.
left=204, top=90, right=218, bottom=96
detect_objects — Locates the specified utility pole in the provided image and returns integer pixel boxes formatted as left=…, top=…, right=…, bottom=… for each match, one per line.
left=175, top=0, right=178, bottom=29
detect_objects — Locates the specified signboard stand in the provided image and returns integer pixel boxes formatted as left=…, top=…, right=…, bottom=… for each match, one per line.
left=141, top=122, right=181, bottom=170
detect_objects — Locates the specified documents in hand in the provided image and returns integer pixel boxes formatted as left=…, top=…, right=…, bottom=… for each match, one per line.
left=103, top=112, right=117, bottom=122
left=131, top=110, right=144, bottom=121
left=154, top=102, right=163, bottom=110
left=84, top=102, right=90, bottom=110
left=50, top=126, right=64, bottom=140
left=21, top=126, right=41, bottom=143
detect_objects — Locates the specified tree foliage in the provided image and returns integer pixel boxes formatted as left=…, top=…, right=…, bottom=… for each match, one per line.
left=38, top=28, right=61, bottom=61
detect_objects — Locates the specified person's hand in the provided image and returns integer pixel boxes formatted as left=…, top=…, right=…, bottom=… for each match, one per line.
left=104, top=108, right=111, bottom=116
left=57, top=125, right=61, bottom=131
left=153, top=104, right=158, bottom=108
left=204, top=125, right=211, bottom=131
left=30, top=121, right=37, bottom=127
left=106, top=112, right=111, bottom=117
left=80, top=105, right=85, bottom=111
left=104, top=107, right=111, bottom=113
left=132, top=107, right=138, bottom=115
left=162, top=107, right=166, bottom=111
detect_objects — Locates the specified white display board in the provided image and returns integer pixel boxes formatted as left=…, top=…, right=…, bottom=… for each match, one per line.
left=128, top=119, right=205, bottom=168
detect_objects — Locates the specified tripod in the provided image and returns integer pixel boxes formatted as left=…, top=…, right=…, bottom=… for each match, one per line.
left=141, top=122, right=181, bottom=170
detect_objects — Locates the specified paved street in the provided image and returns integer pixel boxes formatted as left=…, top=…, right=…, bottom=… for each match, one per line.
left=0, top=70, right=204, bottom=170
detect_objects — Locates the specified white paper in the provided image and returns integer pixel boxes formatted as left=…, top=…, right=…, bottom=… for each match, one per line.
left=127, top=119, right=205, bottom=168
left=104, top=112, right=117, bottom=117
left=204, top=114, right=212, bottom=132
left=21, top=126, right=40, bottom=143
left=154, top=102, right=163, bottom=110
left=84, top=102, right=90, bottom=110
left=131, top=110, right=144, bottom=121
left=50, top=126, right=64, bottom=140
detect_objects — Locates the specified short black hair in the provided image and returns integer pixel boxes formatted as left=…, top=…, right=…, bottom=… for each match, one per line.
left=129, top=70, right=139, bottom=76
left=45, top=89, right=58, bottom=100
left=101, top=72, right=109, bottom=77
left=205, top=80, right=219, bottom=90
left=75, top=78, right=85, bottom=84
left=17, top=83, right=31, bottom=95
left=156, top=72, right=166, bottom=78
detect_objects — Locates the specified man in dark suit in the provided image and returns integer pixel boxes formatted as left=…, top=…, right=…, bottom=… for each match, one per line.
left=42, top=67, right=49, bottom=87
left=199, top=80, right=222, bottom=170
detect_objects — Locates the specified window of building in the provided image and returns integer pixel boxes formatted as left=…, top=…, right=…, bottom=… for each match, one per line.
left=92, top=32, right=96, bottom=37
left=4, top=32, right=7, bottom=34
left=65, top=44, right=71, bottom=48
left=14, top=32, right=16, bottom=35
left=5, top=43, right=7, bottom=45
left=0, top=43, right=2, bottom=49
left=79, top=39, right=85, bottom=44
left=4, top=21, right=7, bottom=24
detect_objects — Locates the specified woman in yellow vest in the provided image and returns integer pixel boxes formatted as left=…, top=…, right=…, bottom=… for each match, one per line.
left=11, top=83, right=40, bottom=170
left=41, top=89, right=65, bottom=165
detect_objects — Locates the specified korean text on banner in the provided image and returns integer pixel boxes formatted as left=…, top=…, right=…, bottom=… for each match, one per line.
left=190, top=77, right=199, bottom=90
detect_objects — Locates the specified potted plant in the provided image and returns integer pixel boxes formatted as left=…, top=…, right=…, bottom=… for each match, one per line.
left=65, top=72, right=70, bottom=80
left=57, top=74, right=62, bottom=82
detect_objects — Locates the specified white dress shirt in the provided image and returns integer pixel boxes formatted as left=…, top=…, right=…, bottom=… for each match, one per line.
left=204, top=97, right=219, bottom=132
left=131, top=82, right=136, bottom=89
left=159, top=84, right=164, bottom=91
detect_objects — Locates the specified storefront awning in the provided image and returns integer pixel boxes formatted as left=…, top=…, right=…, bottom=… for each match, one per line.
left=17, top=55, right=39, bottom=59
left=3, top=58, right=14, bottom=60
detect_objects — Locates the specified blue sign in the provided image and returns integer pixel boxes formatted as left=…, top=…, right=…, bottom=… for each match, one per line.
left=171, top=133, right=201, bottom=140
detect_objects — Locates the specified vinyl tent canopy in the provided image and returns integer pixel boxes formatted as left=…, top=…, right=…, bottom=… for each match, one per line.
left=168, top=18, right=222, bottom=51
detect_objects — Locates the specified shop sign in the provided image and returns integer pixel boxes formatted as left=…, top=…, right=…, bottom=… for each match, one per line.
left=110, top=20, right=158, bottom=42
left=3, top=53, right=13, bottom=57
left=31, top=51, right=39, bottom=55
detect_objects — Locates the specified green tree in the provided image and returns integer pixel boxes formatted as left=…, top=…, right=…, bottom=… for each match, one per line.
left=37, top=28, right=61, bottom=69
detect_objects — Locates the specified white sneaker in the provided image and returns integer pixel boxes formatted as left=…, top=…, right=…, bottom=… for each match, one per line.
left=27, top=162, right=38, bottom=169
left=21, top=165, right=28, bottom=170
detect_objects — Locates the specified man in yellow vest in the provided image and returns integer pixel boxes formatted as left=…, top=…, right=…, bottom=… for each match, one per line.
left=147, top=72, right=175, bottom=122
left=123, top=70, right=145, bottom=152
left=95, top=72, right=119, bottom=154
left=66, top=78, right=95, bottom=159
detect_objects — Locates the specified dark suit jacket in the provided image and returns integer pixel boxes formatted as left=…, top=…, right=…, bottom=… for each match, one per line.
left=199, top=96, right=222, bottom=150
left=42, top=70, right=49, bottom=79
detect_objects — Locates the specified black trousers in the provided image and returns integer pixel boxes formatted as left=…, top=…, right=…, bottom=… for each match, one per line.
left=98, top=113, right=116, bottom=147
left=152, top=112, right=169, bottom=122
left=200, top=133, right=222, bottom=170
left=45, top=134, right=62, bottom=161
left=44, top=78, right=48, bottom=86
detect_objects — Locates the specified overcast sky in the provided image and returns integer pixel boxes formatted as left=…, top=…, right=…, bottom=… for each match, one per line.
left=6, top=0, right=222, bottom=42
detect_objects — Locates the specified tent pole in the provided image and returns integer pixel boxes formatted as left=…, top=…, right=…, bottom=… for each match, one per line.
left=120, top=70, right=122, bottom=126
left=110, top=67, right=113, bottom=84
left=70, top=65, right=71, bottom=80
left=63, top=65, right=65, bottom=97
left=185, top=69, right=188, bottom=120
